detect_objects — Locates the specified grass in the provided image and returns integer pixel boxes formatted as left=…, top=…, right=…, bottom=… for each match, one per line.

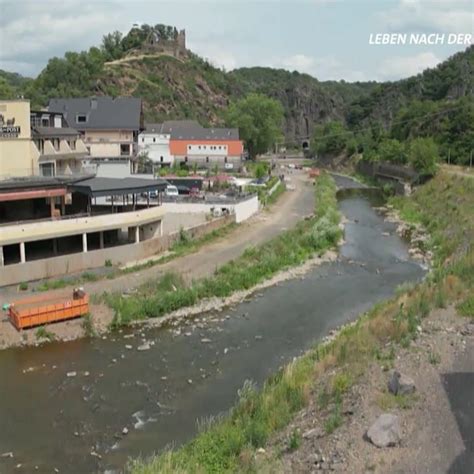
left=376, top=391, right=418, bottom=410
left=456, top=294, right=474, bottom=318
left=19, top=282, right=28, bottom=291
left=35, top=326, right=56, bottom=342
left=130, top=171, right=474, bottom=474
left=106, top=173, right=341, bottom=329
left=288, top=429, right=301, bottom=451
left=34, top=221, right=237, bottom=290
left=428, top=351, right=441, bottom=365
left=81, top=313, right=97, bottom=338
left=265, top=181, right=286, bottom=207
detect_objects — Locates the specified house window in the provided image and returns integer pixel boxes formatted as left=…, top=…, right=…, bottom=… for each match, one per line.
left=40, top=162, right=55, bottom=177
left=160, top=156, right=163, bottom=162
left=225, top=157, right=228, bottom=163
left=219, top=146, right=221, bottom=150
left=153, top=137, right=156, bottom=143
left=76, top=114, right=87, bottom=123
left=142, top=137, right=145, bottom=143
left=206, top=156, right=209, bottom=163
left=185, top=156, right=188, bottom=163
left=120, top=144, right=130, bottom=156
left=198, top=145, right=201, bottom=150
left=41, top=118, right=49, bottom=127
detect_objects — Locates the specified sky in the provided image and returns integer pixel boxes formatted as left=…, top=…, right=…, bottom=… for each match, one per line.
left=0, top=0, right=472, bottom=82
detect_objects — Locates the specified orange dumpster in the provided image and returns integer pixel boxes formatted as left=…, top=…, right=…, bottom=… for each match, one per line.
left=7, top=289, right=89, bottom=331
left=308, top=168, right=320, bottom=178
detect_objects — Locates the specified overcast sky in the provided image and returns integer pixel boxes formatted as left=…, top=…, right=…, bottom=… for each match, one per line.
left=0, top=0, right=472, bottom=82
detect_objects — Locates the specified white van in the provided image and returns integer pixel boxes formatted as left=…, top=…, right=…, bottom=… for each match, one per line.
left=164, top=185, right=179, bottom=197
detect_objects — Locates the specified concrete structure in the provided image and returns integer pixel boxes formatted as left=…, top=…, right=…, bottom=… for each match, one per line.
left=138, top=123, right=172, bottom=167
left=0, top=100, right=40, bottom=178
left=0, top=214, right=233, bottom=287
left=161, top=194, right=259, bottom=223
left=48, top=97, right=144, bottom=177
left=0, top=177, right=166, bottom=271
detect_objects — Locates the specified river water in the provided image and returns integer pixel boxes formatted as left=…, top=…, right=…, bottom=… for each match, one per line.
left=0, top=191, right=426, bottom=473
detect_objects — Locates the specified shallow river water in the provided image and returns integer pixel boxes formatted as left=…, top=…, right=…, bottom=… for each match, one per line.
left=0, top=193, right=426, bottom=473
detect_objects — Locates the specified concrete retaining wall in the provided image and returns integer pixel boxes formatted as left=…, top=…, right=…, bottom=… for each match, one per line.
left=1, top=215, right=234, bottom=287
left=161, top=194, right=259, bottom=224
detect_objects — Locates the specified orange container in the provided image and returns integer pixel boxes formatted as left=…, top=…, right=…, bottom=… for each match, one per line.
left=8, top=289, right=89, bottom=330
left=308, top=168, right=320, bottom=178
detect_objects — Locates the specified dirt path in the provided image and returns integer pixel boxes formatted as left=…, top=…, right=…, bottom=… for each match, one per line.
left=0, top=172, right=314, bottom=349
left=269, top=307, right=474, bottom=473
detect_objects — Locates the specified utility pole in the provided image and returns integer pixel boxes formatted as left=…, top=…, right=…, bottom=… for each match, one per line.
left=470, top=150, right=473, bottom=168
left=448, top=148, right=451, bottom=165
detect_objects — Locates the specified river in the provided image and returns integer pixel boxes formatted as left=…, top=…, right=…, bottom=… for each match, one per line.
left=0, top=189, right=426, bottom=473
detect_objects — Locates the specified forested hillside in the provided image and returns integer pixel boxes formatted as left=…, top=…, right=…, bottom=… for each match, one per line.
left=0, top=25, right=472, bottom=163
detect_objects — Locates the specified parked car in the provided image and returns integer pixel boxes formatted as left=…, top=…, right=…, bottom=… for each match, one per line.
left=164, top=185, right=179, bottom=197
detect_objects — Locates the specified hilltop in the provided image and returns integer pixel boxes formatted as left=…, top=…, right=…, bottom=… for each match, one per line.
left=0, top=24, right=472, bottom=146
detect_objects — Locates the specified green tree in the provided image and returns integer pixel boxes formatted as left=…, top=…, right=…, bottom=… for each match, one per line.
left=378, top=139, right=407, bottom=164
left=225, top=93, right=284, bottom=160
left=101, top=31, right=124, bottom=61
left=0, top=77, right=15, bottom=99
left=311, top=121, right=350, bottom=156
left=408, top=137, right=439, bottom=174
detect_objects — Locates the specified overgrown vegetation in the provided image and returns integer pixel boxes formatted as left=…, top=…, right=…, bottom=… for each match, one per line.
left=105, top=173, right=341, bottom=329
left=130, top=171, right=473, bottom=473
left=35, top=326, right=56, bottom=342
left=81, top=313, right=97, bottom=338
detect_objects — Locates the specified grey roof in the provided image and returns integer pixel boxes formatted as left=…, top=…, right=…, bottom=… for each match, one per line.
left=142, top=120, right=239, bottom=140
left=32, top=126, right=80, bottom=138
left=144, top=123, right=164, bottom=133
left=48, top=97, right=143, bottom=131
left=68, top=177, right=167, bottom=197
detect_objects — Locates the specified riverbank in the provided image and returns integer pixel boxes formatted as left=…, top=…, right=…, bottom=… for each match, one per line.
left=104, top=172, right=341, bottom=329
left=0, top=171, right=319, bottom=350
left=130, top=170, right=473, bottom=473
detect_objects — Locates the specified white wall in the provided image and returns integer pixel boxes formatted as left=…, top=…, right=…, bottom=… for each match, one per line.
left=186, top=143, right=228, bottom=156
left=138, top=132, right=173, bottom=165
left=161, top=195, right=259, bottom=223
left=95, top=161, right=132, bottom=178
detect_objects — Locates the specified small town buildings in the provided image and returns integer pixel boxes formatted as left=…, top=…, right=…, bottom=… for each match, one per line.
left=168, top=120, right=243, bottom=170
left=138, top=120, right=244, bottom=170
left=48, top=97, right=144, bottom=178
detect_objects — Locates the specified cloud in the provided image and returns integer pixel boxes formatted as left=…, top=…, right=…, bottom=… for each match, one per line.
left=378, top=0, right=474, bottom=33
left=0, top=1, right=127, bottom=75
left=187, top=41, right=238, bottom=71
left=377, top=51, right=441, bottom=80
left=270, top=53, right=368, bottom=82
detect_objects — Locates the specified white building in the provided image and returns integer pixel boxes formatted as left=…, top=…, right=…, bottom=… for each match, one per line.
left=138, top=123, right=172, bottom=167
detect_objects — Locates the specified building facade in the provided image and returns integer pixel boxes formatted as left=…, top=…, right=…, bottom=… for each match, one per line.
left=30, top=110, right=90, bottom=177
left=138, top=123, right=173, bottom=167
left=139, top=120, right=244, bottom=170
left=0, top=100, right=39, bottom=179
left=48, top=97, right=144, bottom=178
